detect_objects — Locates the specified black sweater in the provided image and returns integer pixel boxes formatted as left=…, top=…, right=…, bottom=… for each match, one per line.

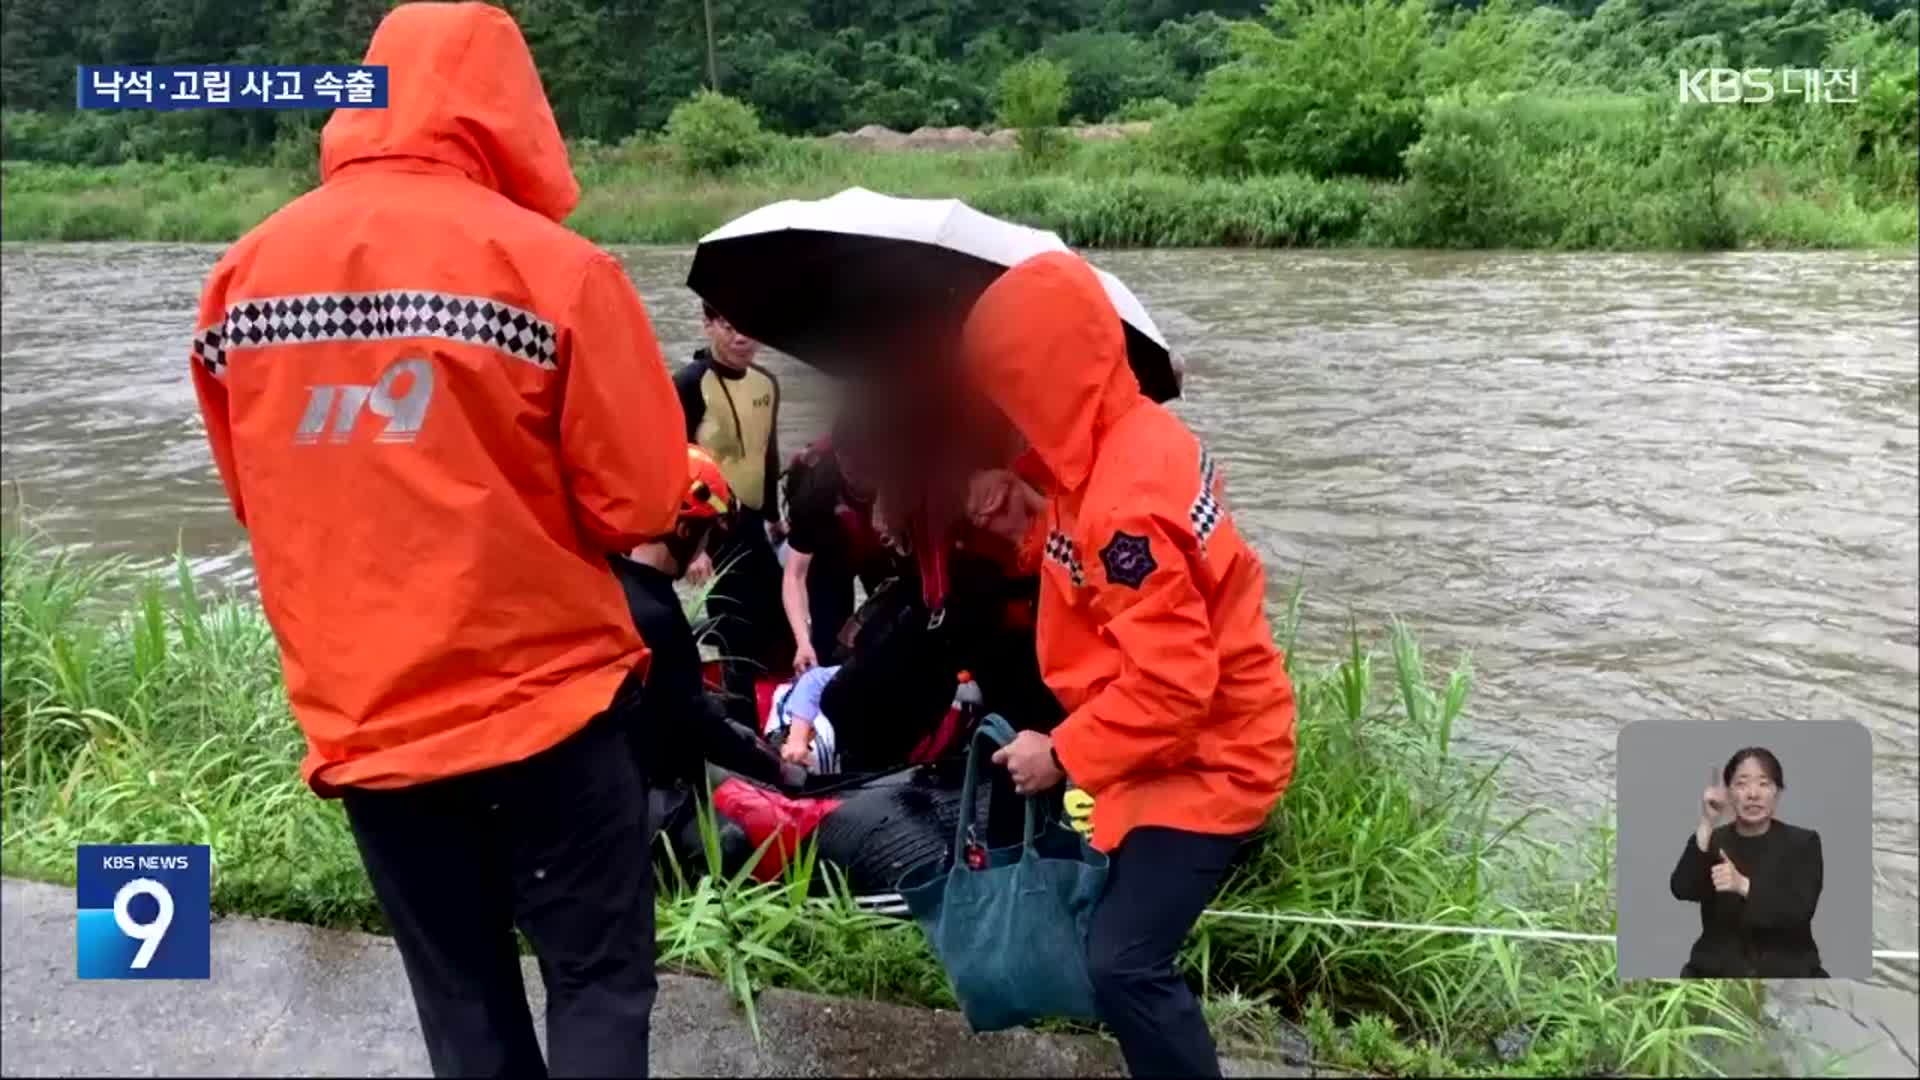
left=1669, top=819, right=1827, bottom=978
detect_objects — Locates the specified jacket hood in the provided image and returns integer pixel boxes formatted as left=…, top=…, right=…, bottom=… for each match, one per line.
left=961, top=251, right=1142, bottom=494
left=320, top=2, right=579, bottom=222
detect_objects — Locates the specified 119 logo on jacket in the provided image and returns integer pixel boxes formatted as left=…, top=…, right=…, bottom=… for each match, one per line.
left=295, top=357, right=435, bottom=445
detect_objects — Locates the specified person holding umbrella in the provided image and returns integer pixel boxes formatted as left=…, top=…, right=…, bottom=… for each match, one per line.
left=959, top=250, right=1298, bottom=1078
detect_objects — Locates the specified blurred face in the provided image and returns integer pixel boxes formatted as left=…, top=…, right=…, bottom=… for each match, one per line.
left=1728, top=756, right=1780, bottom=829
left=702, top=311, right=759, bottom=370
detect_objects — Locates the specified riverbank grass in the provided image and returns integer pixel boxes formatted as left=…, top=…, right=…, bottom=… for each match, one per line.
left=2, top=523, right=1789, bottom=1076
left=4, top=125, right=1914, bottom=250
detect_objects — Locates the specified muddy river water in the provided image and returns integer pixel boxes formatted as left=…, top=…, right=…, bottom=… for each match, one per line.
left=3, top=243, right=1915, bottom=1068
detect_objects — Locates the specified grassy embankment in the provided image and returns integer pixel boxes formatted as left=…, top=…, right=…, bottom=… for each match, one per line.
left=2, top=111, right=1914, bottom=251
left=1, top=519, right=1835, bottom=1077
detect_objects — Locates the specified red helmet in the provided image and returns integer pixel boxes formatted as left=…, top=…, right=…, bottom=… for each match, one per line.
left=683, top=445, right=733, bottom=521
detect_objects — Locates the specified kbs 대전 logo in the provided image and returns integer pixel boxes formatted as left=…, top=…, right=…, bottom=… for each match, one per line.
left=75, top=845, right=211, bottom=979
left=1678, top=67, right=1861, bottom=105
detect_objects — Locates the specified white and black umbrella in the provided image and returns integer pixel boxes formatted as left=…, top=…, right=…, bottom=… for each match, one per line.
left=686, top=187, right=1182, bottom=402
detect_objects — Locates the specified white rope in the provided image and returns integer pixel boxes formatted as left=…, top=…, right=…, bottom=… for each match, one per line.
left=1197, top=906, right=1614, bottom=943
left=1195, top=906, right=1920, bottom=962
left=848, top=893, right=1920, bottom=962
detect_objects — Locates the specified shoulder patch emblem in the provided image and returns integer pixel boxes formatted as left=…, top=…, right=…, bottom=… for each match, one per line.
left=1099, top=530, right=1157, bottom=590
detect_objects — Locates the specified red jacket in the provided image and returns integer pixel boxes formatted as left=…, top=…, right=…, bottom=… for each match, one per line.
left=188, top=2, right=688, bottom=794
left=961, top=251, right=1298, bottom=852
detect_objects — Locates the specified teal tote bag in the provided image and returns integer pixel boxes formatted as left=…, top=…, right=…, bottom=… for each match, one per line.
left=897, top=714, right=1111, bottom=1032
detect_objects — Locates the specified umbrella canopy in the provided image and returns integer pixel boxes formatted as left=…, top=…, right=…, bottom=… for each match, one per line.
left=687, top=188, right=1180, bottom=403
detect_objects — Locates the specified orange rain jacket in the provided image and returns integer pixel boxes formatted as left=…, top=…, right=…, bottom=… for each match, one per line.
left=962, top=251, right=1298, bottom=853
left=188, top=2, right=688, bottom=795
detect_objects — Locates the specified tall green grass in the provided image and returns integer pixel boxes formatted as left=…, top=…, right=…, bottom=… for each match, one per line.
left=5, top=126, right=1912, bottom=249
left=1, top=523, right=1811, bottom=1076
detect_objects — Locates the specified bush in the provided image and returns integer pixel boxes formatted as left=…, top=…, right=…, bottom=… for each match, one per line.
left=665, top=91, right=773, bottom=175
left=1162, top=0, right=1435, bottom=180
left=995, top=57, right=1071, bottom=165
left=1110, top=96, right=1179, bottom=123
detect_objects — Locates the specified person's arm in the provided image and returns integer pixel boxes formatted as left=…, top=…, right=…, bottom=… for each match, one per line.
left=556, top=253, right=688, bottom=553
left=673, top=359, right=706, bottom=443
left=762, top=366, right=783, bottom=529
left=615, top=563, right=709, bottom=787
left=782, top=549, right=814, bottom=654
left=188, top=259, right=246, bottom=526
left=781, top=664, right=837, bottom=753
left=1048, top=508, right=1219, bottom=794
left=1671, top=831, right=1716, bottom=902
left=1741, top=829, right=1823, bottom=930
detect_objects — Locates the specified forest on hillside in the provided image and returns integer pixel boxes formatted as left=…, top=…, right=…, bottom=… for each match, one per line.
left=2, top=1, right=1913, bottom=250
left=2, top=0, right=1914, bottom=159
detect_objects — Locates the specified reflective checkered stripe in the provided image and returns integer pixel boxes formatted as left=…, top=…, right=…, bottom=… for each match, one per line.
left=1191, top=446, right=1223, bottom=546
left=1044, top=529, right=1085, bottom=588
left=192, top=290, right=559, bottom=379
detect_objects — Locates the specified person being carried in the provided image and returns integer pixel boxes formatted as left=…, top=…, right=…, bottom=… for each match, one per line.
left=186, top=4, right=683, bottom=1075
left=675, top=302, right=794, bottom=710
left=959, top=250, right=1298, bottom=1080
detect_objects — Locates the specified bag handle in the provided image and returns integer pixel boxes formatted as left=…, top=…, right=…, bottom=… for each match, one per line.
left=951, top=712, right=1040, bottom=862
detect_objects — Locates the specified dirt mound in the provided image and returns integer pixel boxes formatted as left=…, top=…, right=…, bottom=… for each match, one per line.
left=823, top=121, right=1149, bottom=152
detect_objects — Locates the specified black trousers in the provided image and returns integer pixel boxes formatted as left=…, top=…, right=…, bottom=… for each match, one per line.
left=1086, top=826, right=1251, bottom=1079
left=704, top=515, right=794, bottom=704
left=340, top=713, right=657, bottom=1078
left=804, top=555, right=856, bottom=663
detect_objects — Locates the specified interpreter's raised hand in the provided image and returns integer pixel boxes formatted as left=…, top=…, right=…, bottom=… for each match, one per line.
left=1701, top=765, right=1729, bottom=825
left=992, top=730, right=1063, bottom=796
left=686, top=551, right=714, bottom=586
left=1711, top=850, right=1750, bottom=896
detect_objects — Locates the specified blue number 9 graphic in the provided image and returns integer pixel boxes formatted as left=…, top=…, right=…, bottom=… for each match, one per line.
left=114, top=878, right=173, bottom=969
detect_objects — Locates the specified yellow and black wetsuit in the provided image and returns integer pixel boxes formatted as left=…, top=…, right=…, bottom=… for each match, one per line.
left=675, top=348, right=781, bottom=524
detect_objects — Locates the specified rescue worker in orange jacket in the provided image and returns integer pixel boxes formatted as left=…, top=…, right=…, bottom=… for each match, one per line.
left=186, top=4, right=684, bottom=1076
left=961, top=251, right=1298, bottom=1079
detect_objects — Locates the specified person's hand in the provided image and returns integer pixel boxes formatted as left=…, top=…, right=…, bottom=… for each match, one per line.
left=966, top=469, right=1044, bottom=545
left=686, top=551, right=714, bottom=585
left=1711, top=850, right=1750, bottom=896
left=780, top=724, right=815, bottom=767
left=1700, top=765, right=1728, bottom=825
left=992, top=730, right=1064, bottom=795
left=780, top=738, right=813, bottom=767
left=793, top=642, right=818, bottom=674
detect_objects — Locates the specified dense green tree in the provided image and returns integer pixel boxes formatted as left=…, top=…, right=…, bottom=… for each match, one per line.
left=1042, top=30, right=1185, bottom=120
left=2, top=0, right=1914, bottom=175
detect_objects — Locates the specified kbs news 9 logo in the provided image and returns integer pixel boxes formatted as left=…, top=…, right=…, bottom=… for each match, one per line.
left=75, top=845, right=211, bottom=979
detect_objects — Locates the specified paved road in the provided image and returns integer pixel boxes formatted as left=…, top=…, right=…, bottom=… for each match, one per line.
left=1, top=877, right=1306, bottom=1077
